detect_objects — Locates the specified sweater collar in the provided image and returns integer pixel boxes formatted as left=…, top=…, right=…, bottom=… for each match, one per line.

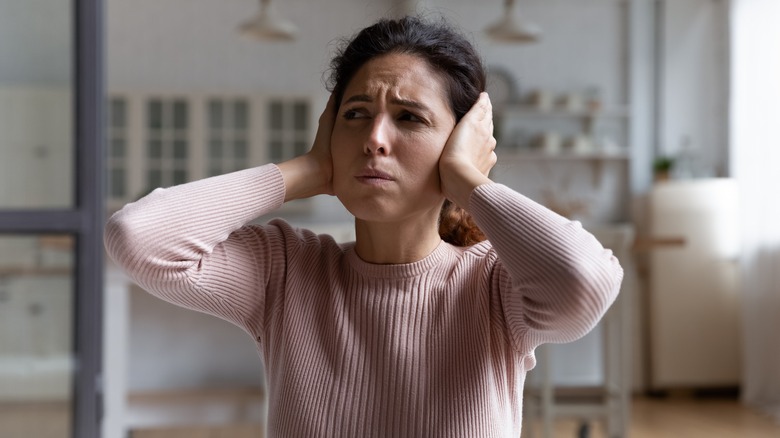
left=345, top=239, right=451, bottom=279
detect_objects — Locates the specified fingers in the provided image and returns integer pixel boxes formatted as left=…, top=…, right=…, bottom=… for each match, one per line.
left=482, top=93, right=497, bottom=176
left=477, top=93, right=496, bottom=151
left=459, top=92, right=490, bottom=125
left=313, top=93, right=336, bottom=149
left=481, top=92, right=492, bottom=118
left=440, top=91, right=496, bottom=173
left=318, top=93, right=337, bottom=128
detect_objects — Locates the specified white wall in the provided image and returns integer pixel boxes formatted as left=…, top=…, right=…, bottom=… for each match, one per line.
left=106, top=0, right=395, bottom=94
left=659, top=0, right=729, bottom=177
left=106, top=0, right=628, bottom=112
left=424, top=0, right=627, bottom=104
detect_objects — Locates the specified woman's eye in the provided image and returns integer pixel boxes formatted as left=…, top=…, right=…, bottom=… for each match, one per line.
left=399, top=112, right=423, bottom=123
left=342, top=109, right=366, bottom=120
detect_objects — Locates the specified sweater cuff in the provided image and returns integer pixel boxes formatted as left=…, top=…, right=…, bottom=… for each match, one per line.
left=235, top=163, right=286, bottom=217
left=264, top=164, right=287, bottom=208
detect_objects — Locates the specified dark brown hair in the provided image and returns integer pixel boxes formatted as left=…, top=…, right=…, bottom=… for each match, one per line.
left=327, top=16, right=488, bottom=246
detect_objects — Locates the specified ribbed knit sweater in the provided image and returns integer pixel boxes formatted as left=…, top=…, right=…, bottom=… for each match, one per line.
left=104, top=164, right=623, bottom=438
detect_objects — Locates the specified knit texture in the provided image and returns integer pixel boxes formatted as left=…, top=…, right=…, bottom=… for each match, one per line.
left=104, top=164, right=623, bottom=438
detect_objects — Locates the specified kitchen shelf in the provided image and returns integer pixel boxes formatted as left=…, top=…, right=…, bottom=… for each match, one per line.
left=493, top=99, right=632, bottom=190
left=499, top=104, right=631, bottom=119
left=497, top=149, right=630, bottom=161
left=495, top=149, right=630, bottom=187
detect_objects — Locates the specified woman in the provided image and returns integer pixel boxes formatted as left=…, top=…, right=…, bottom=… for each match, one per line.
left=105, top=16, right=623, bottom=437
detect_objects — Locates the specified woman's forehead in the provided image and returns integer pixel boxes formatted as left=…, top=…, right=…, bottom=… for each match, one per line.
left=342, top=53, right=449, bottom=106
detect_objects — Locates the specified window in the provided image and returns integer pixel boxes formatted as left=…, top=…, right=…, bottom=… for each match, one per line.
left=267, top=99, right=310, bottom=163
left=105, top=93, right=312, bottom=212
left=207, top=98, right=251, bottom=176
left=107, top=97, right=128, bottom=199
left=146, top=98, right=189, bottom=190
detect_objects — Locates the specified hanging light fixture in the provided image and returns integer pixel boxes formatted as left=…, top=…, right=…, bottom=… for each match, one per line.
left=485, top=0, right=541, bottom=43
left=238, top=0, right=297, bottom=41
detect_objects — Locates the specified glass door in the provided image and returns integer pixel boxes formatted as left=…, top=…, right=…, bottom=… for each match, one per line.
left=0, top=0, right=104, bottom=437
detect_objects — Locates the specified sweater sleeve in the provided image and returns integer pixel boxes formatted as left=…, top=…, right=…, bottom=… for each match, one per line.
left=103, top=164, right=288, bottom=337
left=467, top=183, right=623, bottom=354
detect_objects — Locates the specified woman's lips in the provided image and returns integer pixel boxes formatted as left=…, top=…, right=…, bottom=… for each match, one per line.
left=355, top=169, right=394, bottom=184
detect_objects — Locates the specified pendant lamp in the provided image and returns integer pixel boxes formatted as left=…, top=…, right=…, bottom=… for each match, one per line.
left=485, top=0, right=541, bottom=43
left=238, top=0, right=297, bottom=41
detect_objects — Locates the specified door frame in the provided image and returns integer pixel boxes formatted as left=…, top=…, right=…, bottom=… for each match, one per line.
left=0, top=0, right=105, bottom=436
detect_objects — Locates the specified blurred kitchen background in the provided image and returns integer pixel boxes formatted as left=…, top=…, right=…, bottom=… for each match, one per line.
left=1, top=0, right=779, bottom=437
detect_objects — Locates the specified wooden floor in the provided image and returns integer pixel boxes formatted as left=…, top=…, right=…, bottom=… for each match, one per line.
left=2, top=396, right=779, bottom=437
left=525, top=396, right=780, bottom=438
left=130, top=424, right=264, bottom=438
left=631, top=396, right=780, bottom=438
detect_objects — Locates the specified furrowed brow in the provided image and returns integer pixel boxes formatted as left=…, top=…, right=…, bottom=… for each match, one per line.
left=343, top=95, right=432, bottom=113
left=390, top=98, right=430, bottom=112
left=344, top=94, right=372, bottom=104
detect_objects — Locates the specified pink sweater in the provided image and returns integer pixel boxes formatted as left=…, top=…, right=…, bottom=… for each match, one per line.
left=104, top=164, right=623, bottom=437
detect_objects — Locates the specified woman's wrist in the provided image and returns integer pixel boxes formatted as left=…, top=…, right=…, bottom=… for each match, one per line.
left=277, top=153, right=332, bottom=202
left=440, top=161, right=492, bottom=210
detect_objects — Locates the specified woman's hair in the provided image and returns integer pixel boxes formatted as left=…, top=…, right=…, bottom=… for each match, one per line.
left=327, top=16, right=488, bottom=247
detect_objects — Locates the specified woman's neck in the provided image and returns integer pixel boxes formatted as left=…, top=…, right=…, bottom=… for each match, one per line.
left=353, top=210, right=443, bottom=264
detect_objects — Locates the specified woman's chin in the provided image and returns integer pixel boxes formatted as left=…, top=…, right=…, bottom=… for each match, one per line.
left=339, top=198, right=393, bottom=223
left=335, top=187, right=445, bottom=224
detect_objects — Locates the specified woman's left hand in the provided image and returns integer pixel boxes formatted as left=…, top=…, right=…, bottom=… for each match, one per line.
left=439, top=92, right=497, bottom=209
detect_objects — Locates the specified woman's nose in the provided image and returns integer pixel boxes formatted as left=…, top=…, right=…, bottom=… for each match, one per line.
left=364, top=116, right=391, bottom=155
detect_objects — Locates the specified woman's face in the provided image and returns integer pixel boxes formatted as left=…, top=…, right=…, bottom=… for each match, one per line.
left=331, top=52, right=456, bottom=223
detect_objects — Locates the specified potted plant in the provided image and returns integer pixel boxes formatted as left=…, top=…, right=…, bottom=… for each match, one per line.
left=653, top=156, right=675, bottom=182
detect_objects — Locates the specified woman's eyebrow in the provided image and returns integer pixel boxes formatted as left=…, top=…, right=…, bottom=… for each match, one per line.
left=344, top=94, right=372, bottom=104
left=391, top=98, right=430, bottom=112
left=344, top=94, right=431, bottom=112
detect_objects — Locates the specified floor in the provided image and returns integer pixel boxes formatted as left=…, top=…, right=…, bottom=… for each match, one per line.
left=2, top=396, right=779, bottom=437
left=129, top=424, right=263, bottom=438
left=524, top=396, right=780, bottom=438
left=630, top=396, right=780, bottom=438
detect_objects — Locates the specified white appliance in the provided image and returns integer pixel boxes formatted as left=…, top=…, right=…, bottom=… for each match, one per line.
left=648, top=178, right=741, bottom=389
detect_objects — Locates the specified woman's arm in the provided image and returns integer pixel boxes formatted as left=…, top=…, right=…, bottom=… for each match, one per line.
left=439, top=93, right=623, bottom=352
left=103, top=165, right=287, bottom=332
left=104, top=95, right=337, bottom=333
left=470, top=185, right=623, bottom=352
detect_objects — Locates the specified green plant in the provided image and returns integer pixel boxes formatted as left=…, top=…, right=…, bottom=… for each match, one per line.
left=653, top=156, right=675, bottom=173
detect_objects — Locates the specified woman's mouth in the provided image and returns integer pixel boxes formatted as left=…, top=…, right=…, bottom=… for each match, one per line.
left=355, top=169, right=394, bottom=184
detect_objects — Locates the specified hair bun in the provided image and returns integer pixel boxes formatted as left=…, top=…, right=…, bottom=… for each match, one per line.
left=438, top=200, right=487, bottom=247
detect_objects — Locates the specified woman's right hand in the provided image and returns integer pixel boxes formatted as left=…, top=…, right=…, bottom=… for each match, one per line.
left=438, top=92, right=496, bottom=209
left=278, top=94, right=336, bottom=201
